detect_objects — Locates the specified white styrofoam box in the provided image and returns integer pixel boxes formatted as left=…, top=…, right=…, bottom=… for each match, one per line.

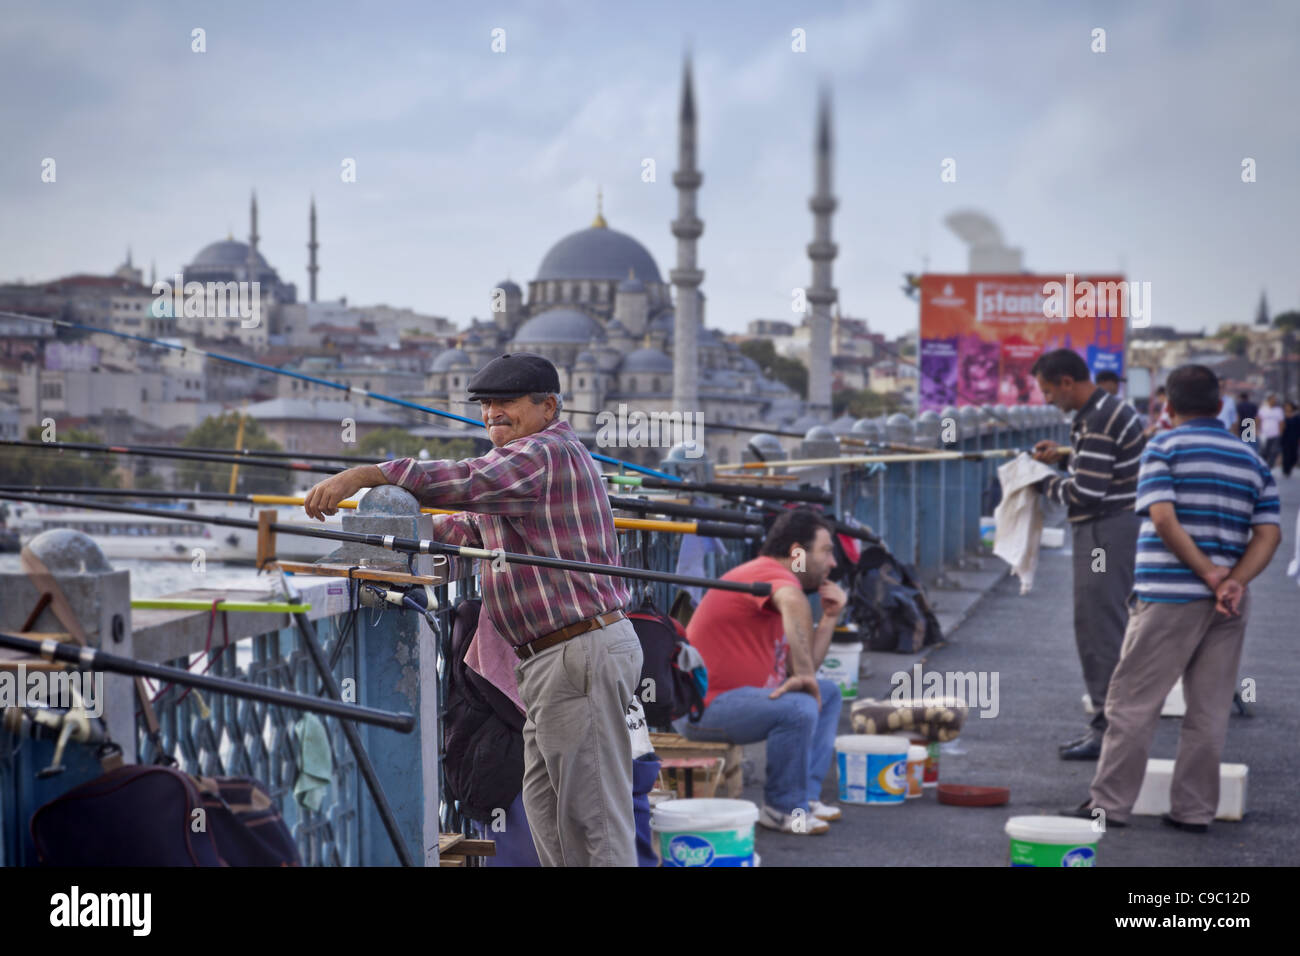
left=1131, top=759, right=1247, bottom=821
left=1040, top=527, right=1065, bottom=548
left=1082, top=679, right=1185, bottom=717
left=1162, top=679, right=1186, bottom=716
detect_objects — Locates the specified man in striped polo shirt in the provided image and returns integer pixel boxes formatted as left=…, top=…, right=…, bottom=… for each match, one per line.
left=1031, top=349, right=1146, bottom=759
left=1063, top=364, right=1280, bottom=831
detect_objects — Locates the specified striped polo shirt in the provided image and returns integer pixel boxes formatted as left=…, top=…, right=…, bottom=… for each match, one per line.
left=1041, top=388, right=1145, bottom=522
left=1133, top=418, right=1280, bottom=603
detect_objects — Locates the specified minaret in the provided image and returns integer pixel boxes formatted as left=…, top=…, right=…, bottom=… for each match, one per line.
left=805, top=90, right=838, bottom=418
left=307, top=197, right=319, bottom=302
left=670, top=56, right=704, bottom=413
left=246, top=190, right=260, bottom=282
left=150, top=259, right=156, bottom=287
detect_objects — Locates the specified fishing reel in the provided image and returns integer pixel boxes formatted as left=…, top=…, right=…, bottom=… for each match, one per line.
left=2, top=695, right=112, bottom=779
left=359, top=582, right=441, bottom=629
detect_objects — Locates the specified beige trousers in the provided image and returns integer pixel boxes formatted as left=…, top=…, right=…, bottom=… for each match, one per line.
left=515, top=618, right=643, bottom=866
left=1089, top=593, right=1249, bottom=825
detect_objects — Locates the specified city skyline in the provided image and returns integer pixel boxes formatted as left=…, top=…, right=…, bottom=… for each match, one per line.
left=2, top=0, right=1297, bottom=338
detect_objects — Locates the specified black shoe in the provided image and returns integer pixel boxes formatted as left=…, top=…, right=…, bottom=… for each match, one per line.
left=1059, top=800, right=1127, bottom=827
left=1161, top=813, right=1208, bottom=833
left=1059, top=736, right=1103, bottom=760
left=1058, top=732, right=1095, bottom=752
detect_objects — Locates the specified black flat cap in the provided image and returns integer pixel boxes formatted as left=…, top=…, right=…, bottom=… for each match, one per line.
left=466, top=352, right=561, bottom=401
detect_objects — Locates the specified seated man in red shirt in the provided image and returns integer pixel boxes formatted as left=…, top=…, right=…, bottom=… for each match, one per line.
left=674, top=509, right=847, bottom=835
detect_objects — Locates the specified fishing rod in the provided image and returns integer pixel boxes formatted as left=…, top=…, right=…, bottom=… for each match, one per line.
left=0, top=492, right=773, bottom=596
left=5, top=439, right=770, bottom=533
left=0, top=630, right=415, bottom=732
left=9, top=436, right=829, bottom=509
left=602, top=472, right=832, bottom=505
left=2, top=438, right=335, bottom=474
left=2, top=311, right=681, bottom=481
left=715, top=447, right=1020, bottom=470
left=0, top=484, right=763, bottom=540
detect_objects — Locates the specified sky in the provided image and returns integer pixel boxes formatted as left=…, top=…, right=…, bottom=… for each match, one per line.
left=2, top=0, right=1297, bottom=339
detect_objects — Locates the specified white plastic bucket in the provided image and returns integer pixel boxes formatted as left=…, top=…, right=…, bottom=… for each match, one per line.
left=905, top=745, right=927, bottom=798
left=836, top=734, right=909, bottom=805
left=1005, top=816, right=1102, bottom=867
left=817, top=642, right=863, bottom=700
left=652, top=798, right=759, bottom=867
left=893, top=732, right=940, bottom=787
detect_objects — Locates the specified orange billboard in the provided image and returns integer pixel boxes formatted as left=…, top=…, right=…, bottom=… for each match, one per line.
left=918, top=273, right=1127, bottom=411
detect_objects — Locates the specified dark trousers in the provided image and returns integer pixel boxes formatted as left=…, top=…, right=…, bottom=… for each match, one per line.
left=1070, top=510, right=1140, bottom=734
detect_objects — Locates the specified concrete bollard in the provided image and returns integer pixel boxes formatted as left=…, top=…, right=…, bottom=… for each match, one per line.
left=0, top=530, right=135, bottom=865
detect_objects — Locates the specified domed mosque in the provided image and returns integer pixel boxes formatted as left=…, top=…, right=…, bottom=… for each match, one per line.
left=426, top=60, right=836, bottom=465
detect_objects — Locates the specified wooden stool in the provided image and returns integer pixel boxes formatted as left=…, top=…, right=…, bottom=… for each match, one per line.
left=437, top=833, right=496, bottom=867
left=649, top=733, right=744, bottom=798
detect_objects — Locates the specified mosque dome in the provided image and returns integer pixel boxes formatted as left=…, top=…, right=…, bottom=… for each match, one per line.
left=190, top=239, right=269, bottom=270
left=575, top=351, right=597, bottom=367
left=620, top=347, right=674, bottom=373
left=536, top=227, right=662, bottom=284
left=496, top=278, right=521, bottom=295
left=648, top=310, right=675, bottom=333
left=514, top=308, right=606, bottom=344
left=618, top=273, right=646, bottom=294
left=432, top=348, right=472, bottom=371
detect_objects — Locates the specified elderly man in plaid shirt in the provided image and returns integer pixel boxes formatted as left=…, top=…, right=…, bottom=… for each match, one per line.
left=305, top=352, right=643, bottom=867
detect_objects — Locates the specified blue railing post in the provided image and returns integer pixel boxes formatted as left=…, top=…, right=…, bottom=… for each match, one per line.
left=883, top=413, right=917, bottom=569
left=850, top=418, right=883, bottom=535
left=940, top=405, right=963, bottom=565
left=914, top=411, right=943, bottom=583
left=323, top=485, right=441, bottom=867
left=959, top=406, right=983, bottom=553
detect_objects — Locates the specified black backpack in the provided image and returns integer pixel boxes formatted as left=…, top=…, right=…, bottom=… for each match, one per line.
left=30, top=764, right=300, bottom=866
left=627, top=593, right=706, bottom=727
left=443, top=597, right=526, bottom=823
left=845, top=544, right=943, bottom=653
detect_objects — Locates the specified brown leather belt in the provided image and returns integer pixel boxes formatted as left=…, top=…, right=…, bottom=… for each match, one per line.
left=514, top=609, right=627, bottom=661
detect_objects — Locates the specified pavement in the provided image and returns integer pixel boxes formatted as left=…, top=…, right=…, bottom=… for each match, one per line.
left=745, top=475, right=1300, bottom=866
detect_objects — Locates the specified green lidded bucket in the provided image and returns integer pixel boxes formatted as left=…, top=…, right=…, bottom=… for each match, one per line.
left=1005, top=815, right=1101, bottom=867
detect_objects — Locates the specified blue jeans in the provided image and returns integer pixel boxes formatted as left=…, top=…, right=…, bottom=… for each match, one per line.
left=672, top=679, right=841, bottom=814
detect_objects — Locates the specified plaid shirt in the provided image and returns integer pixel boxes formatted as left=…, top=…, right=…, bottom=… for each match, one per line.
left=378, top=418, right=629, bottom=646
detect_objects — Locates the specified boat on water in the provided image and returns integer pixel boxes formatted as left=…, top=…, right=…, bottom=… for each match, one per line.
left=6, top=500, right=343, bottom=564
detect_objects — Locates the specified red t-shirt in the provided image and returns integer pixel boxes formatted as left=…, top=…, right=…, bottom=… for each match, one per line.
left=686, top=556, right=805, bottom=707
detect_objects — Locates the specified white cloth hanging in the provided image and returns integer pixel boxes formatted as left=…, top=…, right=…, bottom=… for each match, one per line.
left=993, top=453, right=1061, bottom=594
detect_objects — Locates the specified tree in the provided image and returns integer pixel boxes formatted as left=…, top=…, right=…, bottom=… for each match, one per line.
left=0, top=427, right=124, bottom=488
left=1273, top=311, right=1300, bottom=333
left=176, top=412, right=285, bottom=494
left=832, top=388, right=906, bottom=419
left=1223, top=333, right=1249, bottom=357
left=738, top=339, right=809, bottom=398
left=357, top=427, right=477, bottom=462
